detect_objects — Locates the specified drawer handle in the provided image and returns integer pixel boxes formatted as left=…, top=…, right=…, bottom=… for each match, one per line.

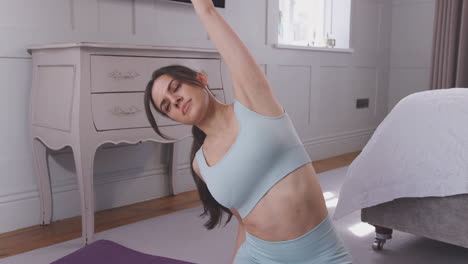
left=110, top=105, right=142, bottom=116
left=108, top=70, right=141, bottom=80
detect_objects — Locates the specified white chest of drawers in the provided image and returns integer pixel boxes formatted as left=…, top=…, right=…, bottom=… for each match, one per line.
left=27, top=42, right=228, bottom=245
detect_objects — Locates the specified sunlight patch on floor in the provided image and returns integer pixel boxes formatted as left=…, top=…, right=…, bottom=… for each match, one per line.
left=348, top=222, right=374, bottom=237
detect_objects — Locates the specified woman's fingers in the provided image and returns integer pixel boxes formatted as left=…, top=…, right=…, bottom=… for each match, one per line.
left=191, top=0, right=215, bottom=12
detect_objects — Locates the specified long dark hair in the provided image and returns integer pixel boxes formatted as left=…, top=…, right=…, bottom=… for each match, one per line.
left=144, top=64, right=233, bottom=230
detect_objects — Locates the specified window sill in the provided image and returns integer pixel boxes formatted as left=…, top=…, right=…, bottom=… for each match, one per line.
left=273, top=43, right=354, bottom=53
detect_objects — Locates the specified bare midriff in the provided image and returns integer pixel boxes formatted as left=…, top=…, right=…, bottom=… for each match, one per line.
left=238, top=162, right=329, bottom=242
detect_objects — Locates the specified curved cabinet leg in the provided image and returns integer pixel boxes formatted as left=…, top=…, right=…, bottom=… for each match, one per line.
left=167, top=143, right=176, bottom=195
left=32, top=138, right=53, bottom=225
left=72, top=145, right=97, bottom=246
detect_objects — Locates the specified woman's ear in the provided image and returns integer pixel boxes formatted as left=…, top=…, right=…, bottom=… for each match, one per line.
left=198, top=72, right=208, bottom=87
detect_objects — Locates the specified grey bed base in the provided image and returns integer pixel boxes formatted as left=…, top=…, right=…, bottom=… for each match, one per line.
left=361, top=194, right=468, bottom=250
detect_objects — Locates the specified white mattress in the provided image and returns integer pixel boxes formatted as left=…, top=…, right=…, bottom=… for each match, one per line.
left=333, top=88, right=468, bottom=220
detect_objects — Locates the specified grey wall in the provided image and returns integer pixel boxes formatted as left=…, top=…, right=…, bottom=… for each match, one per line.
left=0, top=0, right=394, bottom=233
left=388, top=0, right=436, bottom=111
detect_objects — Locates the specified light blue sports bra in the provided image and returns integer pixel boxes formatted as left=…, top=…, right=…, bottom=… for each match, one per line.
left=195, top=98, right=312, bottom=219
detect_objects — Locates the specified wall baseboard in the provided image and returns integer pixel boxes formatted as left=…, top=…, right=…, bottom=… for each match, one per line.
left=304, top=128, right=375, bottom=161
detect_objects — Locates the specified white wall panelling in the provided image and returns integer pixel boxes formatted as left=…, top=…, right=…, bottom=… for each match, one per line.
left=272, top=64, right=312, bottom=139
left=388, top=0, right=436, bottom=111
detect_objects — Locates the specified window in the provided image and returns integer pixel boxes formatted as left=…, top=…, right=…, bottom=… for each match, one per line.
left=277, top=0, right=352, bottom=52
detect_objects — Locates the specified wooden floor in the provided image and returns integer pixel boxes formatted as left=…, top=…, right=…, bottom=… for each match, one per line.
left=0, top=151, right=360, bottom=259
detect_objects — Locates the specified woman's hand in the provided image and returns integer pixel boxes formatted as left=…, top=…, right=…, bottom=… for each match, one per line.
left=191, top=0, right=215, bottom=14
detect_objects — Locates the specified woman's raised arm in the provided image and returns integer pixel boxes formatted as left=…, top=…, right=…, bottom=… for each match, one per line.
left=191, top=0, right=272, bottom=100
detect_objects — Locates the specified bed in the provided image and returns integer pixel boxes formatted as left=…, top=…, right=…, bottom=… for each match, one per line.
left=332, top=88, right=468, bottom=250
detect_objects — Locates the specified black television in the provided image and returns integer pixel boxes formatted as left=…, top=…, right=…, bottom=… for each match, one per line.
left=169, top=0, right=225, bottom=8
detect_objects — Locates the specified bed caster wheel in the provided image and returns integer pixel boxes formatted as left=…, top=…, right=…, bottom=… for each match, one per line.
left=371, top=225, right=393, bottom=251
left=372, top=238, right=386, bottom=250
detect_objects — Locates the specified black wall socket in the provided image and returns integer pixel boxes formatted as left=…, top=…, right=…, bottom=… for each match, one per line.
left=356, top=98, right=369, bottom=109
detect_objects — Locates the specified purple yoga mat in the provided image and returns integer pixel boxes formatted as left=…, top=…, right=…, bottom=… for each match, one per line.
left=50, top=239, right=196, bottom=264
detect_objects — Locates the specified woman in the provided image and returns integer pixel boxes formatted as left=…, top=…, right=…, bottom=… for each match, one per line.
left=144, top=1, right=353, bottom=263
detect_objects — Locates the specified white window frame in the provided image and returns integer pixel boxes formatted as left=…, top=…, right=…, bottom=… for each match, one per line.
left=268, top=0, right=354, bottom=53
